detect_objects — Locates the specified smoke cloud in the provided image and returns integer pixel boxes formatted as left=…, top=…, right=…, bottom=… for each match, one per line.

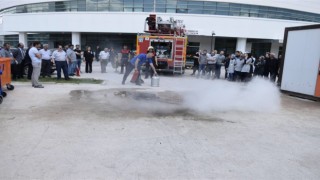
left=181, top=77, right=281, bottom=113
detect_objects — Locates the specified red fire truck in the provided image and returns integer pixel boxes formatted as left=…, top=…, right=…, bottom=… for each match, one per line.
left=136, top=14, right=188, bottom=74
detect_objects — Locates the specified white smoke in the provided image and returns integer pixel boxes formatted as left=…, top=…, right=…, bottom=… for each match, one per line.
left=181, top=77, right=281, bottom=113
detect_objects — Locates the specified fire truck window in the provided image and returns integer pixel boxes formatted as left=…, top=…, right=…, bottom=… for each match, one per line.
left=151, top=41, right=172, bottom=59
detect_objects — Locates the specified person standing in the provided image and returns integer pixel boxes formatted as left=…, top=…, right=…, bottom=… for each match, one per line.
left=241, top=53, right=253, bottom=82
left=51, top=45, right=69, bottom=80
left=206, top=50, right=216, bottom=79
left=190, top=52, right=199, bottom=75
left=224, top=54, right=231, bottom=79
left=122, top=52, right=157, bottom=85
left=24, top=43, right=33, bottom=80
left=269, top=53, right=279, bottom=82
left=95, top=45, right=101, bottom=62
left=12, top=43, right=25, bottom=79
left=99, top=48, right=110, bottom=73
left=67, top=44, right=77, bottom=76
left=227, top=54, right=236, bottom=81
left=74, top=45, right=82, bottom=72
left=197, top=50, right=207, bottom=78
left=109, top=47, right=117, bottom=70
left=29, top=41, right=44, bottom=88
left=120, top=45, right=130, bottom=74
left=254, top=56, right=265, bottom=76
left=0, top=43, right=16, bottom=79
left=263, top=52, right=271, bottom=79
left=215, top=51, right=225, bottom=79
left=83, top=46, right=94, bottom=73
left=39, top=44, right=52, bottom=78
left=234, top=51, right=244, bottom=81
left=145, top=46, right=157, bottom=79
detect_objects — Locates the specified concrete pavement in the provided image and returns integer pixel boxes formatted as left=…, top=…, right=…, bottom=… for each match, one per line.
left=0, top=61, right=319, bottom=179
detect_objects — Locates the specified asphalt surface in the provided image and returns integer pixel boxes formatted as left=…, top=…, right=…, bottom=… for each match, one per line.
left=0, top=61, right=319, bottom=179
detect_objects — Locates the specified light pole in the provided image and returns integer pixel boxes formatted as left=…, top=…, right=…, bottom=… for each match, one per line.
left=211, top=31, right=215, bottom=52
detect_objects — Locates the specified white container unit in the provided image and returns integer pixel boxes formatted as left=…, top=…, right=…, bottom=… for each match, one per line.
left=280, top=24, right=320, bottom=100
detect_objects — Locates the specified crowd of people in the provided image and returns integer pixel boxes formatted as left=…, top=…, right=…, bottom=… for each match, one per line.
left=0, top=41, right=281, bottom=88
left=0, top=41, right=140, bottom=88
left=191, top=50, right=281, bottom=83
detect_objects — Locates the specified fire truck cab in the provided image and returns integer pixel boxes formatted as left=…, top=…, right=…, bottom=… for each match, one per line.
left=136, top=14, right=187, bottom=74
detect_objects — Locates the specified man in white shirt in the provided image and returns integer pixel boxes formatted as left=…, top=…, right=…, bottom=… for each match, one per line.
left=39, top=44, right=52, bottom=78
left=29, top=41, right=43, bottom=88
left=51, top=45, right=69, bottom=80
left=99, top=48, right=110, bottom=73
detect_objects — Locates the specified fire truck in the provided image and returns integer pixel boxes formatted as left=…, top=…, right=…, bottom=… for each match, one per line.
left=136, top=14, right=188, bottom=74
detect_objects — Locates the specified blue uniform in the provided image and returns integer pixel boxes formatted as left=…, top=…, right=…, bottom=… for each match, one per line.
left=130, top=53, right=153, bottom=66
left=122, top=53, right=154, bottom=85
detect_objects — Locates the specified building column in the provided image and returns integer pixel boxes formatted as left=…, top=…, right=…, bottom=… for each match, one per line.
left=19, top=32, right=27, bottom=46
left=236, top=38, right=247, bottom=53
left=271, top=40, right=280, bottom=57
left=245, top=42, right=252, bottom=53
left=72, top=32, right=81, bottom=46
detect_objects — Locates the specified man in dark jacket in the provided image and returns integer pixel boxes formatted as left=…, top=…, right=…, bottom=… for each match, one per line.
left=12, top=43, right=25, bottom=79
left=23, top=43, right=33, bottom=80
left=269, top=53, right=279, bottom=82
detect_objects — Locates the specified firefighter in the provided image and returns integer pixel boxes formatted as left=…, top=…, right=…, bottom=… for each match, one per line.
left=120, top=45, right=130, bottom=74
left=122, top=52, right=157, bottom=86
left=145, top=46, right=158, bottom=79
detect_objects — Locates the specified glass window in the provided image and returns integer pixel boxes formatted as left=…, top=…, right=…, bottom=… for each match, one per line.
left=144, top=7, right=154, bottom=12
left=124, top=0, right=133, bottom=6
left=188, top=9, right=203, bottom=14
left=134, top=0, right=143, bottom=7
left=86, top=0, right=98, bottom=11
left=203, top=10, right=216, bottom=15
left=144, top=0, right=154, bottom=6
left=98, top=3, right=109, bottom=11
left=54, top=2, right=68, bottom=12
left=134, top=7, right=143, bottom=12
left=48, top=2, right=55, bottom=12
left=204, top=2, right=216, bottom=6
left=110, top=1, right=123, bottom=12
left=124, top=7, right=134, bottom=11
left=177, top=8, right=187, bottom=14
left=177, top=1, right=187, bottom=9
left=70, top=1, right=78, bottom=11
left=166, top=8, right=176, bottom=13
left=156, top=8, right=166, bottom=12
left=16, top=5, right=27, bottom=13
left=188, top=1, right=203, bottom=14
left=156, top=3, right=166, bottom=8
left=166, top=0, right=177, bottom=8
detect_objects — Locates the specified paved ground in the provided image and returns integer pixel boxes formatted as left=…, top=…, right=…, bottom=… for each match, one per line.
left=0, top=61, right=320, bottom=179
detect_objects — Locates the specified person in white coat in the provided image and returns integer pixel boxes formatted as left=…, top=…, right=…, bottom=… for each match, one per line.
left=241, top=53, right=253, bottom=82
left=99, top=48, right=110, bottom=73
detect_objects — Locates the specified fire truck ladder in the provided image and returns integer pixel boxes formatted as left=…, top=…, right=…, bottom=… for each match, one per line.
left=173, top=38, right=185, bottom=74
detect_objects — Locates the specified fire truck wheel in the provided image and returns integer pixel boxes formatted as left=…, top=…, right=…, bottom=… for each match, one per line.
left=0, top=95, right=3, bottom=104
left=1, top=91, right=7, bottom=97
left=7, top=84, right=14, bottom=91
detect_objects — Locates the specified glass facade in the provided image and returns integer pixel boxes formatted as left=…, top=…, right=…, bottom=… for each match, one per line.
left=0, top=0, right=319, bottom=23
left=1, top=32, right=136, bottom=51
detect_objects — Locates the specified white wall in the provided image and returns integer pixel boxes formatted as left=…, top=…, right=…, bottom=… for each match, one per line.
left=1, top=12, right=317, bottom=40
left=188, top=36, right=214, bottom=51
left=281, top=28, right=320, bottom=96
